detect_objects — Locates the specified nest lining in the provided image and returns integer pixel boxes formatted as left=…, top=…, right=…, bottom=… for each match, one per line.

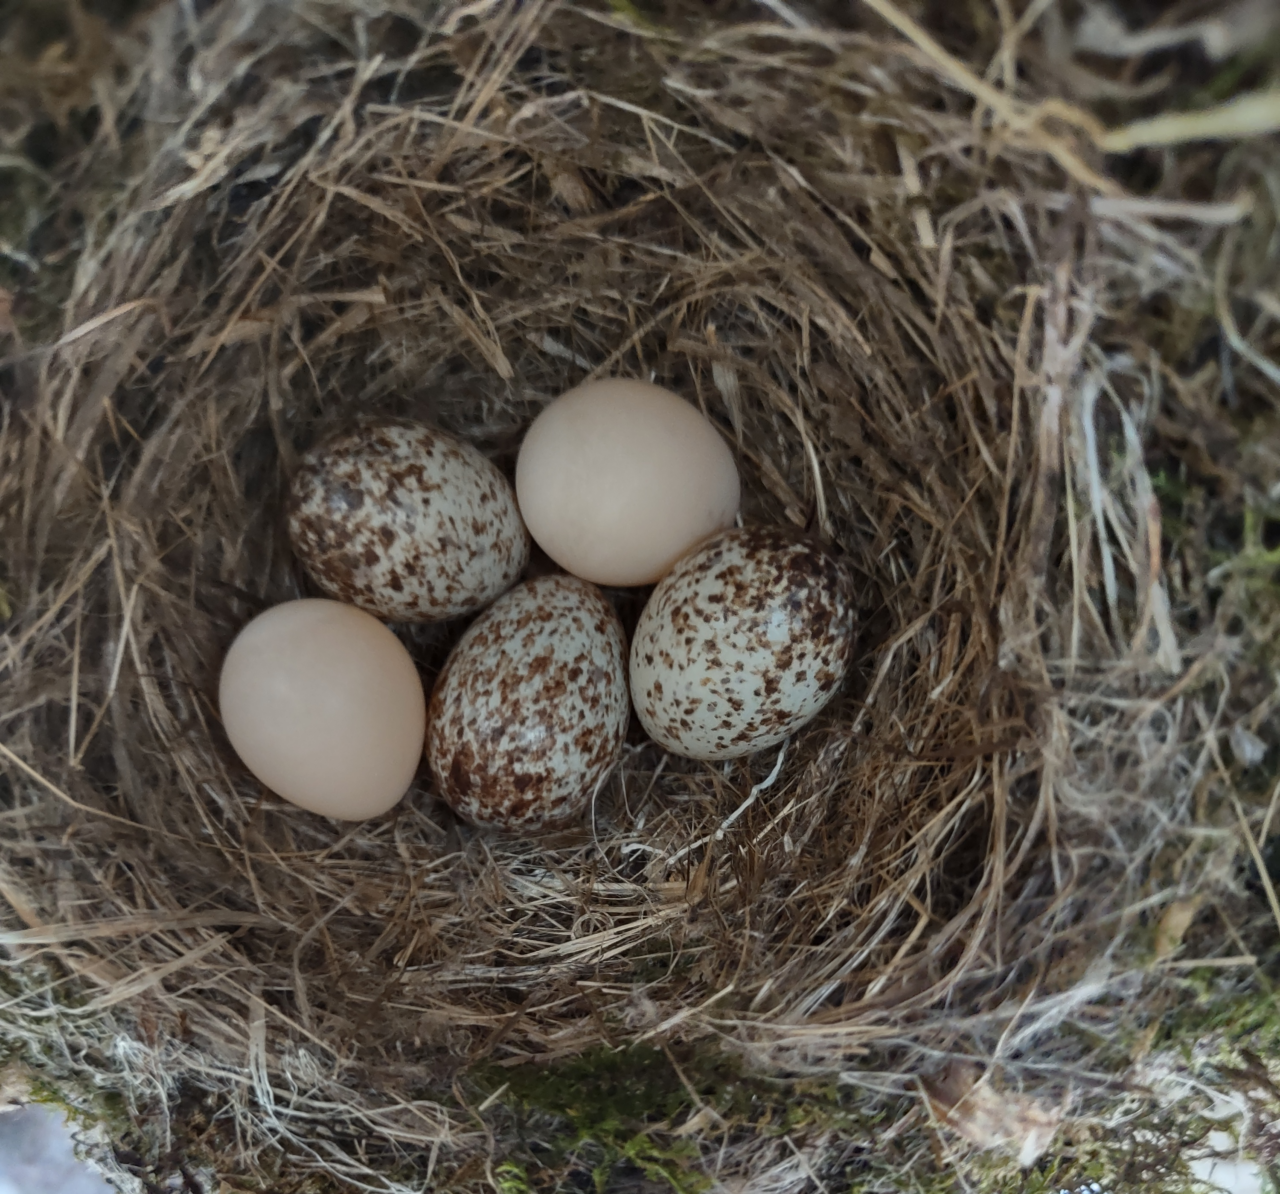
left=1, top=0, right=1275, bottom=1188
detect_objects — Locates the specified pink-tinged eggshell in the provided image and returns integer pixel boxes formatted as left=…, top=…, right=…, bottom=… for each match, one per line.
left=219, top=599, right=426, bottom=819
left=515, top=378, right=740, bottom=587
left=630, top=527, right=854, bottom=761
left=426, top=575, right=629, bottom=832
left=287, top=421, right=529, bottom=622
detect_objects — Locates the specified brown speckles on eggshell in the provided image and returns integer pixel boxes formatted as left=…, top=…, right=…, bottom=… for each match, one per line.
left=629, top=527, right=855, bottom=761
left=425, top=575, right=630, bottom=832
left=286, top=421, right=530, bottom=622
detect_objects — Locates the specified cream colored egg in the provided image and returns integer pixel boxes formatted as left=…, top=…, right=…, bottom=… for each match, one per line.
left=219, top=599, right=425, bottom=819
left=630, top=527, right=854, bottom=760
left=515, top=379, right=740, bottom=587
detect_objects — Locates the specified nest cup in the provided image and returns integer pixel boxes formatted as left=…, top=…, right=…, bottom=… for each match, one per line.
left=0, top=0, right=1244, bottom=1186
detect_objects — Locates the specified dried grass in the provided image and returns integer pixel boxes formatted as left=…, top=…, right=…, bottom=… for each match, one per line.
left=0, top=0, right=1277, bottom=1190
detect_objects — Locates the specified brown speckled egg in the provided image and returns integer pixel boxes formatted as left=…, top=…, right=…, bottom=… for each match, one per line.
left=426, top=574, right=629, bottom=832
left=630, top=527, right=854, bottom=761
left=287, top=421, right=529, bottom=622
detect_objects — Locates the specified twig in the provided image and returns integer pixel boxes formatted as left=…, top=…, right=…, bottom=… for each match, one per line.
left=664, top=741, right=790, bottom=869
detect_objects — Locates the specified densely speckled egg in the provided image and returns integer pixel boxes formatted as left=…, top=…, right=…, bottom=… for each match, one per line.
left=287, top=421, right=529, bottom=622
left=425, top=574, right=629, bottom=832
left=630, top=527, right=854, bottom=761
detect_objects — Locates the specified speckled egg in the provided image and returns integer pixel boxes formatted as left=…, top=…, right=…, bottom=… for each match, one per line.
left=425, top=574, right=630, bottom=832
left=630, top=527, right=854, bottom=761
left=287, top=421, right=529, bottom=622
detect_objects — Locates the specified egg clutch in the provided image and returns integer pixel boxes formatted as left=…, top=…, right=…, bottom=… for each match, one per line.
left=218, top=378, right=856, bottom=832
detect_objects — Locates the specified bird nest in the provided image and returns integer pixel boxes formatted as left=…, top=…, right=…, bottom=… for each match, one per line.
left=1, top=1, right=1276, bottom=1190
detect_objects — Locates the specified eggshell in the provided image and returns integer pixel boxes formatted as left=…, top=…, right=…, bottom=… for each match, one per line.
left=515, top=378, right=740, bottom=587
left=630, top=527, right=854, bottom=760
left=287, top=421, right=529, bottom=622
left=219, top=599, right=426, bottom=819
left=425, top=575, right=629, bottom=832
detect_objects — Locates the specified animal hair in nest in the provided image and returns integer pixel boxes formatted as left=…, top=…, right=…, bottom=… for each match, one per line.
left=0, top=0, right=1261, bottom=1186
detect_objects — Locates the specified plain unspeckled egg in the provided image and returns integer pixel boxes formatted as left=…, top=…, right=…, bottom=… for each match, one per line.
left=219, top=599, right=426, bottom=819
left=515, top=379, right=740, bottom=587
left=287, top=421, right=529, bottom=622
left=630, top=527, right=854, bottom=760
left=426, top=575, right=629, bottom=832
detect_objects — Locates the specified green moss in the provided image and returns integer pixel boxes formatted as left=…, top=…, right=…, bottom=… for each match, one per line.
left=1160, top=976, right=1280, bottom=1057
left=483, top=1044, right=740, bottom=1192
left=493, top=1161, right=534, bottom=1194
left=497, top=1044, right=698, bottom=1127
left=476, top=1031, right=1277, bottom=1194
left=605, top=0, right=669, bottom=33
left=1151, top=466, right=1197, bottom=541
left=1191, top=31, right=1280, bottom=106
